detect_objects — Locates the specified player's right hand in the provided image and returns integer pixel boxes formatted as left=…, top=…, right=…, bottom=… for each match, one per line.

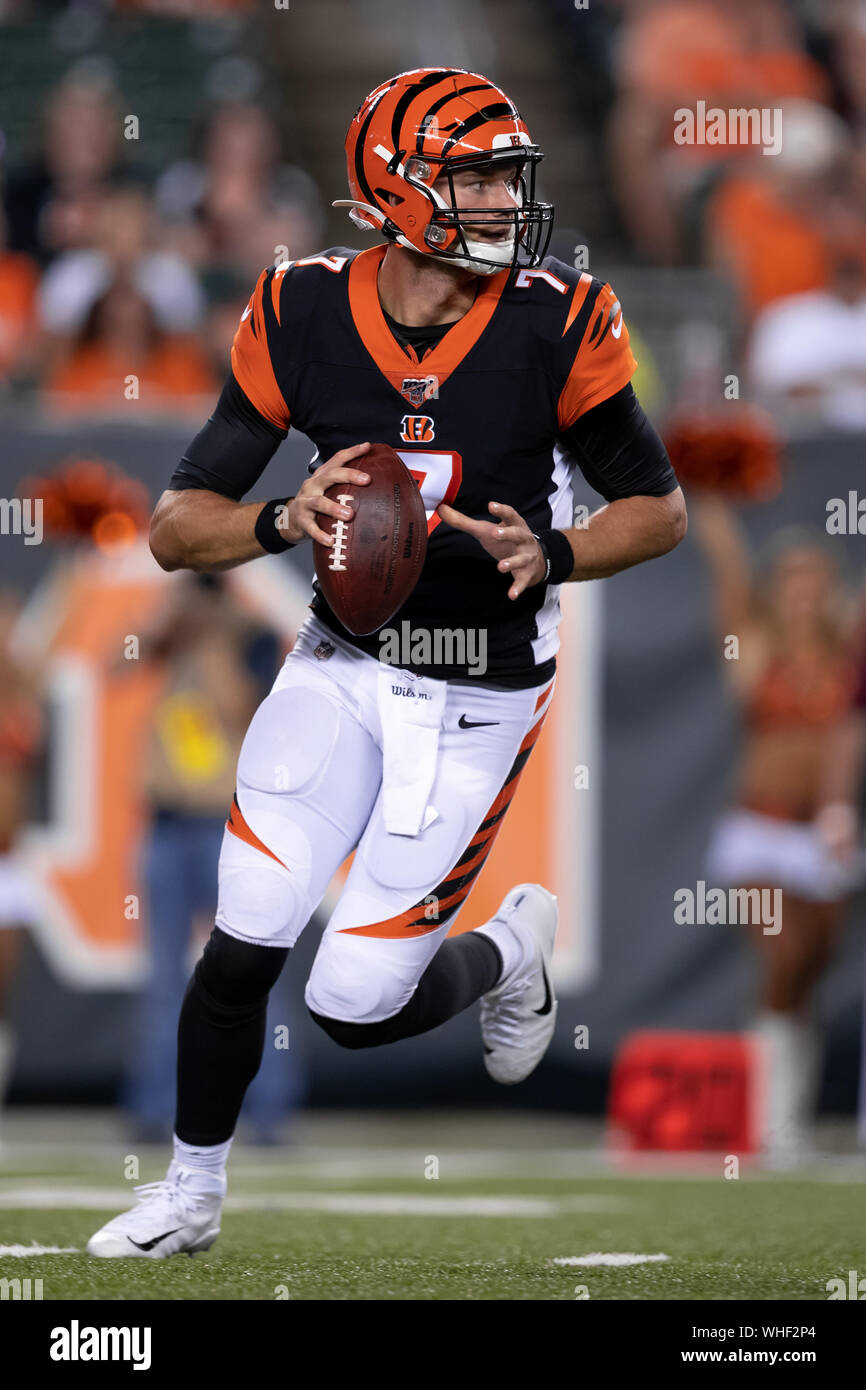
left=284, top=443, right=372, bottom=546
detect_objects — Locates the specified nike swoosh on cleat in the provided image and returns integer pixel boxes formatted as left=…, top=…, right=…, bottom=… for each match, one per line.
left=127, top=1229, right=181, bottom=1252
left=533, top=963, right=553, bottom=1017
left=458, top=715, right=500, bottom=729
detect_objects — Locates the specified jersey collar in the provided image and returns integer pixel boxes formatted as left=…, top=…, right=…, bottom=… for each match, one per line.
left=347, top=244, right=509, bottom=398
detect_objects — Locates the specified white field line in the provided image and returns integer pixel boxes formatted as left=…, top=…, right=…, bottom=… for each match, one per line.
left=0, top=1186, right=624, bottom=1217
left=553, top=1253, right=670, bottom=1267
left=0, top=1244, right=78, bottom=1256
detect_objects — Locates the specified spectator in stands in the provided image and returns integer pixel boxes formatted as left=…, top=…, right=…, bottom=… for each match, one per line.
left=198, top=269, right=250, bottom=379
left=748, top=240, right=866, bottom=432
left=43, top=279, right=215, bottom=416
left=609, top=0, right=830, bottom=264
left=706, top=99, right=863, bottom=321
left=0, top=590, right=43, bottom=1144
left=122, top=572, right=301, bottom=1144
left=694, top=497, right=861, bottom=1164
left=3, top=70, right=131, bottom=264
left=817, top=588, right=866, bottom=1149
left=829, top=0, right=866, bottom=134
left=0, top=206, right=38, bottom=384
left=115, top=0, right=252, bottom=11
left=155, top=103, right=323, bottom=278
left=37, top=184, right=205, bottom=372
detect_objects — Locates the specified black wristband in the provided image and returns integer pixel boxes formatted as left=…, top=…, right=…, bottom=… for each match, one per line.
left=532, top=528, right=574, bottom=585
left=255, top=497, right=295, bottom=554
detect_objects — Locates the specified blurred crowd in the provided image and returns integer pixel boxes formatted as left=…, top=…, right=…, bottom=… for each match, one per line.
left=560, top=0, right=866, bottom=432
left=2, top=1, right=865, bottom=431
left=0, top=64, right=324, bottom=417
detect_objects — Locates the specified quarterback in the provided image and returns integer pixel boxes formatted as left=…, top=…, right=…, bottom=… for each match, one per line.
left=88, top=68, right=685, bottom=1257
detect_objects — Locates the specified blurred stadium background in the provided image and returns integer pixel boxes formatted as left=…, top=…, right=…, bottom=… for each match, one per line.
left=1, top=0, right=866, bottom=1298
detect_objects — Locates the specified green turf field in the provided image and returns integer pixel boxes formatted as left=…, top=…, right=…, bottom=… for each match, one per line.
left=1, top=1113, right=864, bottom=1300
left=2, top=1179, right=865, bottom=1301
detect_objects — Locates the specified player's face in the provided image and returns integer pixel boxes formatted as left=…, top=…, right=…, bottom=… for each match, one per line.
left=435, top=159, right=524, bottom=243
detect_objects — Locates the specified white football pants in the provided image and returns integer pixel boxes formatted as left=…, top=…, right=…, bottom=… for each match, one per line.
left=215, top=614, right=553, bottom=1024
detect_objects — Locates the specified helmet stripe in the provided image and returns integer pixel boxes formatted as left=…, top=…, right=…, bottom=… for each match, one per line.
left=389, top=69, right=465, bottom=160
left=415, top=83, right=492, bottom=153
left=441, top=103, right=516, bottom=155
left=354, top=81, right=400, bottom=207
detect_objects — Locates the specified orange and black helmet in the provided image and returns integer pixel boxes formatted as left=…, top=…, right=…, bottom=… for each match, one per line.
left=336, top=67, right=554, bottom=275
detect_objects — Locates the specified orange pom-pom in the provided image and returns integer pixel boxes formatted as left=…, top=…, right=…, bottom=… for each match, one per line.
left=18, top=458, right=150, bottom=543
left=664, top=406, right=782, bottom=501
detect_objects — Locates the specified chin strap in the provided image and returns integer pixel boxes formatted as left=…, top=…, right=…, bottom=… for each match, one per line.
left=332, top=198, right=515, bottom=275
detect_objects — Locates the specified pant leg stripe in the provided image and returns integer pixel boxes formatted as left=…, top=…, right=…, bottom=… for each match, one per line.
left=337, top=701, right=550, bottom=941
left=226, top=792, right=290, bottom=872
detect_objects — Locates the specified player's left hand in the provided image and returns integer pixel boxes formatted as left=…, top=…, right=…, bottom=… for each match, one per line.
left=436, top=500, right=546, bottom=600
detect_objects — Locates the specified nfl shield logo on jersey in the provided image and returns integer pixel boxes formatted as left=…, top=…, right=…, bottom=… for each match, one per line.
left=400, top=375, right=439, bottom=407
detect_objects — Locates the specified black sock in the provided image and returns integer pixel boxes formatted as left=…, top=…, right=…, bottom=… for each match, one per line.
left=309, top=930, right=503, bottom=1050
left=175, top=927, right=289, bottom=1145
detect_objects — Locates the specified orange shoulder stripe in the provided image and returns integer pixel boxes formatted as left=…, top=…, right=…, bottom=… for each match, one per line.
left=557, top=281, right=637, bottom=431
left=561, top=273, right=594, bottom=337
left=230, top=268, right=291, bottom=431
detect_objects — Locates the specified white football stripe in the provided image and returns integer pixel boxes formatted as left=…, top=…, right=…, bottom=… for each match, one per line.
left=553, top=1252, right=670, bottom=1267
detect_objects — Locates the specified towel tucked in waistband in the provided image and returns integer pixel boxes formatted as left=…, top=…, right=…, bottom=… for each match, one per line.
left=376, top=668, right=446, bottom=837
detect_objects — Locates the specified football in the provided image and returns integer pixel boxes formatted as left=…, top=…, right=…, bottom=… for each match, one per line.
left=313, top=442, right=428, bottom=635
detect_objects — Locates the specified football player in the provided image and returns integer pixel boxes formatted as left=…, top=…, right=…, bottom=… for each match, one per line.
left=88, top=68, right=685, bottom=1257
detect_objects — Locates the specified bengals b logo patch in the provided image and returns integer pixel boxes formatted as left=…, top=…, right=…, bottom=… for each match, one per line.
left=400, top=415, right=435, bottom=443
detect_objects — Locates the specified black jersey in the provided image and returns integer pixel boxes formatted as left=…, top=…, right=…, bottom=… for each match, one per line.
left=219, top=245, right=664, bottom=687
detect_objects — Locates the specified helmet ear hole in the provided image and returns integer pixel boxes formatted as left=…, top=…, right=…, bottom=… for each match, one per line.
left=376, top=187, right=404, bottom=207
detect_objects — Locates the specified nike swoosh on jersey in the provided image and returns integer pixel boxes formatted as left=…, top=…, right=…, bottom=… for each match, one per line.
left=458, top=715, right=500, bottom=729
left=127, top=1228, right=182, bottom=1252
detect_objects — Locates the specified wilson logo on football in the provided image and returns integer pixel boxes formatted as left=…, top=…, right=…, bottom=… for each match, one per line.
left=400, top=415, right=435, bottom=443
left=329, top=492, right=353, bottom=571
left=400, top=375, right=439, bottom=407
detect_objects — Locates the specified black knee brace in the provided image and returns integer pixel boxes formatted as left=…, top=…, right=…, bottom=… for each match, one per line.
left=196, top=926, right=289, bottom=1009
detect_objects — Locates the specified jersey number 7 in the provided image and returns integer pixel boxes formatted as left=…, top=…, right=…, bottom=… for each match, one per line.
left=396, top=449, right=463, bottom=534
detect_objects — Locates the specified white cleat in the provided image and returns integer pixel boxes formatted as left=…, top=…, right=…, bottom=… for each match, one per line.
left=86, top=1161, right=225, bottom=1259
left=479, top=883, right=558, bottom=1085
